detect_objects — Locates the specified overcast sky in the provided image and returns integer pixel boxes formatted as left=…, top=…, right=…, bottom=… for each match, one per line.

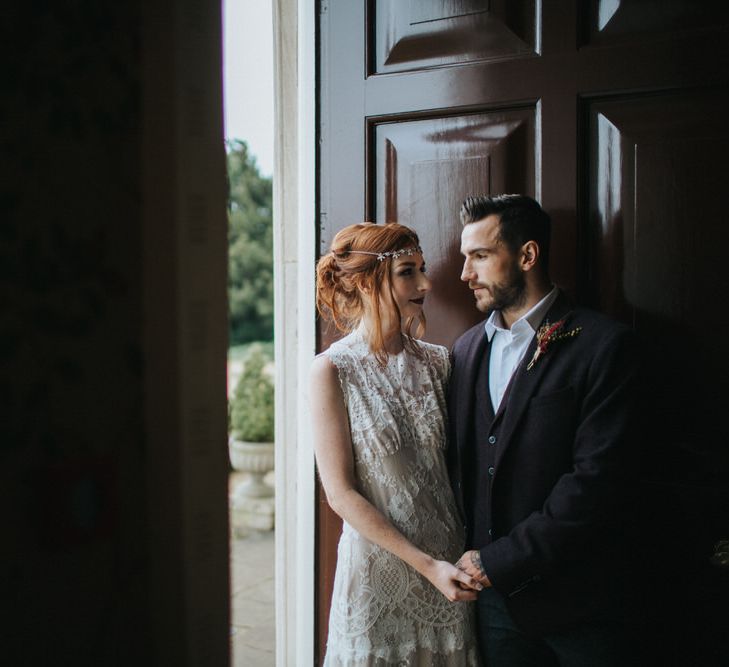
left=223, top=0, right=274, bottom=177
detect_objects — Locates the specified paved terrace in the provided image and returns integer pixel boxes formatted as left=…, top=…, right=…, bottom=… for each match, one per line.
left=230, top=476, right=275, bottom=665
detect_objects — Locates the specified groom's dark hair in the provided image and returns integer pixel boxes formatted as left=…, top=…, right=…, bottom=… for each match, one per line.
left=460, top=194, right=551, bottom=268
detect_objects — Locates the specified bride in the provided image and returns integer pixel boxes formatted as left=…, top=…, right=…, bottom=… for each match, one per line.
left=311, top=222, right=480, bottom=666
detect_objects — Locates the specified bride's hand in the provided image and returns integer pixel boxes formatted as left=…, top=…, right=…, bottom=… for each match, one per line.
left=423, top=558, right=482, bottom=602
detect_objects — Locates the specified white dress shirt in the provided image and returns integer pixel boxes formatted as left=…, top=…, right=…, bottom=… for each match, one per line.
left=485, top=286, right=559, bottom=412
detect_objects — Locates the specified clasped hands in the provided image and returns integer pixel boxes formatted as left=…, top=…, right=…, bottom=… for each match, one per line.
left=427, top=549, right=491, bottom=602
left=455, top=549, right=491, bottom=590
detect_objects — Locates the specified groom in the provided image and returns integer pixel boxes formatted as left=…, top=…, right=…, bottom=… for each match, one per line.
left=448, top=195, right=641, bottom=665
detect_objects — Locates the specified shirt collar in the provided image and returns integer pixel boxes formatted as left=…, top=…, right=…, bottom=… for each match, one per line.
left=484, top=286, right=559, bottom=342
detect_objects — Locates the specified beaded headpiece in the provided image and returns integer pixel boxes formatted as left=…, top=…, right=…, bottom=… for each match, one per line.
left=343, top=245, right=423, bottom=262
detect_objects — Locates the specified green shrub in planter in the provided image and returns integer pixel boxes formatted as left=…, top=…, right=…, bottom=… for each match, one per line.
left=230, top=345, right=274, bottom=442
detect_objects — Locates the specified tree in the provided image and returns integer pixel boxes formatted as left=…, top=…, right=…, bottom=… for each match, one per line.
left=226, top=140, right=273, bottom=345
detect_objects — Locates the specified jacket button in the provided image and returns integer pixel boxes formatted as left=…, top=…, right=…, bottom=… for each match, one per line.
left=488, top=435, right=496, bottom=444
left=488, top=466, right=495, bottom=476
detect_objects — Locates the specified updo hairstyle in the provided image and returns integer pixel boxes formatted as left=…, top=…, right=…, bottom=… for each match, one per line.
left=316, top=222, right=426, bottom=363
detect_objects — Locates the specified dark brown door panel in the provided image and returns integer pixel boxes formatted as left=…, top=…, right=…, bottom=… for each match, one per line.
left=371, top=0, right=538, bottom=75
left=373, top=108, right=535, bottom=346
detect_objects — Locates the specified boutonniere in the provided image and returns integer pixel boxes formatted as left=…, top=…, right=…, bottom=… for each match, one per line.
left=526, top=316, right=582, bottom=371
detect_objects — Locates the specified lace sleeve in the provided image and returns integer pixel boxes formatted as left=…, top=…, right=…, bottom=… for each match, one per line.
left=322, top=344, right=353, bottom=410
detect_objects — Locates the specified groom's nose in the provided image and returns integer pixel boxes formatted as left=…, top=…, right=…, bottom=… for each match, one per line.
left=460, top=259, right=474, bottom=283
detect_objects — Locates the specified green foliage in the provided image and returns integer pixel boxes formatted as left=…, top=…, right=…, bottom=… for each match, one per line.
left=227, top=139, right=273, bottom=345
left=229, top=345, right=275, bottom=442
left=228, top=340, right=274, bottom=362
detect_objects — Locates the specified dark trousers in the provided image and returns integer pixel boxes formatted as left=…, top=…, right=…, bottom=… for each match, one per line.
left=476, top=588, right=642, bottom=667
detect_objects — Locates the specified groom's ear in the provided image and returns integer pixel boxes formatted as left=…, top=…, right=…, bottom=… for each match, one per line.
left=519, top=240, right=540, bottom=272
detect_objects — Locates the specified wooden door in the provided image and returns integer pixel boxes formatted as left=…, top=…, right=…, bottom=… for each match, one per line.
left=318, top=1, right=729, bottom=663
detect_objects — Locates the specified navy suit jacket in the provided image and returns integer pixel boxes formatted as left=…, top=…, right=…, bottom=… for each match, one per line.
left=447, top=291, right=639, bottom=636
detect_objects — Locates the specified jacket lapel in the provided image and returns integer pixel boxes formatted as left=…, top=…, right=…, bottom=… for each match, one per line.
left=493, top=292, right=573, bottom=468
left=456, top=327, right=491, bottom=457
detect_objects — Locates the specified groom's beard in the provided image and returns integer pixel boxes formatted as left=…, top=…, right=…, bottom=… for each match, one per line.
left=474, top=264, right=526, bottom=313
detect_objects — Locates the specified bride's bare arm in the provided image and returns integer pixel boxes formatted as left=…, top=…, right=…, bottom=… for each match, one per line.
left=310, top=354, right=481, bottom=602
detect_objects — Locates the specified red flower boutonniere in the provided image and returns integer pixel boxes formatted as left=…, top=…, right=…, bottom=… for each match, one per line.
left=526, top=317, right=582, bottom=371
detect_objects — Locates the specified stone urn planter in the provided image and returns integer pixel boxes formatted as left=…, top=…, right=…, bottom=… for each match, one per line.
left=229, top=438, right=274, bottom=499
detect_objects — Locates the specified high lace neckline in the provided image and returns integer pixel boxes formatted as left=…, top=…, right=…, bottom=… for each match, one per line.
left=351, top=324, right=408, bottom=358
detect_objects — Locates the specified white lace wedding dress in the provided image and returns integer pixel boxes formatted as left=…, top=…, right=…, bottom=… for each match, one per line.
left=322, top=330, right=478, bottom=666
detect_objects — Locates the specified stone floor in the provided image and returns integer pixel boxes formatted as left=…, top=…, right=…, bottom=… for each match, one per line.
left=230, top=474, right=275, bottom=666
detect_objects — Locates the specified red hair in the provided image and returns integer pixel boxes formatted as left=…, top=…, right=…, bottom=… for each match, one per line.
left=316, top=222, right=426, bottom=363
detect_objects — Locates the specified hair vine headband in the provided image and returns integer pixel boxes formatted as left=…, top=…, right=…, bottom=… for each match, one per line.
left=340, top=245, right=423, bottom=262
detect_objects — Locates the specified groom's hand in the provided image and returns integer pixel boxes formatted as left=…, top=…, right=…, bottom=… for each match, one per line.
left=455, top=550, right=491, bottom=588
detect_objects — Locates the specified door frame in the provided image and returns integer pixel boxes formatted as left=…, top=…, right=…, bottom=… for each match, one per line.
left=273, top=0, right=317, bottom=664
